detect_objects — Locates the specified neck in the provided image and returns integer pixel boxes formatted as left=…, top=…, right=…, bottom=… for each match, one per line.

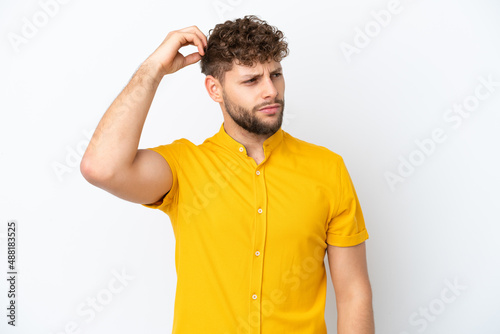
left=222, top=118, right=277, bottom=156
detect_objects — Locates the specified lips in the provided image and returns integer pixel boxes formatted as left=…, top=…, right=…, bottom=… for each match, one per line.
left=258, top=104, right=281, bottom=114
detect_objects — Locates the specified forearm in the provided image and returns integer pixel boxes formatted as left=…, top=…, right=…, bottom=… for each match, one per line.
left=337, top=296, right=375, bottom=334
left=81, top=58, right=163, bottom=179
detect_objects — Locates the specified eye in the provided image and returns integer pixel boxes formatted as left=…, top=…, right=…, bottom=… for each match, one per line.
left=272, top=72, right=282, bottom=78
left=244, top=78, right=257, bottom=84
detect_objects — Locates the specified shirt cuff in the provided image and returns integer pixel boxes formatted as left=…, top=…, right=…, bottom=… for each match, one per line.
left=326, top=229, right=369, bottom=247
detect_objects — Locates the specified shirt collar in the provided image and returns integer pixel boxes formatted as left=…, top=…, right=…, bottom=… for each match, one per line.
left=211, top=122, right=284, bottom=156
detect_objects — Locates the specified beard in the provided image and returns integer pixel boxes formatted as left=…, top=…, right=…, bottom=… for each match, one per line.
left=222, top=90, right=285, bottom=136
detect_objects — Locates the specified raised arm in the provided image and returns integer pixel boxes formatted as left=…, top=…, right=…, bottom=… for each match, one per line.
left=80, top=26, right=207, bottom=204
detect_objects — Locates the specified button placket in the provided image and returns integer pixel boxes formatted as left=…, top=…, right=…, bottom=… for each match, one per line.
left=249, top=166, right=267, bottom=333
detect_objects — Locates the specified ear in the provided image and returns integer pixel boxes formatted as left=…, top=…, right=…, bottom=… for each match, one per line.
left=205, top=75, right=223, bottom=103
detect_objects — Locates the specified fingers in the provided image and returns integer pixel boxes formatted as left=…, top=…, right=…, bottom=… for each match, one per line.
left=183, top=52, right=202, bottom=67
left=168, top=28, right=205, bottom=58
left=178, top=25, right=207, bottom=51
left=177, top=31, right=206, bottom=56
left=151, top=25, right=207, bottom=75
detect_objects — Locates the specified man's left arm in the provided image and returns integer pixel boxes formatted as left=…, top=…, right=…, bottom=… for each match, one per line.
left=327, top=241, right=375, bottom=334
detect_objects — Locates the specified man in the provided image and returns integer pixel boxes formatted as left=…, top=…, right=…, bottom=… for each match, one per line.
left=81, top=15, right=374, bottom=334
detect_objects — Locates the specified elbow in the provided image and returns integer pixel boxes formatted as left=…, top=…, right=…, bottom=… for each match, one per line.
left=80, top=156, right=115, bottom=186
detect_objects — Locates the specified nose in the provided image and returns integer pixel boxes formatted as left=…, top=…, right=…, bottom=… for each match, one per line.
left=261, top=77, right=279, bottom=100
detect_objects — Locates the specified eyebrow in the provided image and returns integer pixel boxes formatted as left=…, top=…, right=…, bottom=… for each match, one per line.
left=240, top=66, right=283, bottom=80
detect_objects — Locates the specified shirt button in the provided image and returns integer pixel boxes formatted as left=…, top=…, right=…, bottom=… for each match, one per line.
left=239, top=147, right=244, bottom=152
left=252, top=294, right=258, bottom=300
left=256, top=170, right=260, bottom=175
left=258, top=208, right=263, bottom=214
left=255, top=251, right=260, bottom=256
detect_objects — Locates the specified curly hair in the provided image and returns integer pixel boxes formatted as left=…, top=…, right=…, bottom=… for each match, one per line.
left=200, top=15, right=289, bottom=84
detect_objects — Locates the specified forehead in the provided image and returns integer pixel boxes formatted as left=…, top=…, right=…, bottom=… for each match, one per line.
left=226, top=60, right=282, bottom=77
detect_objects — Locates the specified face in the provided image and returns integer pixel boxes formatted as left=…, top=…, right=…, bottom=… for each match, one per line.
left=220, top=60, right=285, bottom=136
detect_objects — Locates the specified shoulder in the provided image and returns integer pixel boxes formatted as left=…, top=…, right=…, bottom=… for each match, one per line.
left=161, top=138, right=200, bottom=151
left=146, top=138, right=196, bottom=160
left=282, top=131, right=344, bottom=165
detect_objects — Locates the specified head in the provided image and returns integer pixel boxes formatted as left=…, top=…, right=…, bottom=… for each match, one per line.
left=201, top=15, right=289, bottom=136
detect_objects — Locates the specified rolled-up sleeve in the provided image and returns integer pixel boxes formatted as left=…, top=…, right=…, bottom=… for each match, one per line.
left=326, top=157, right=369, bottom=247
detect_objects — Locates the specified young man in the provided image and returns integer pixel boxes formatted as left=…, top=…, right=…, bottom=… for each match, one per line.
left=81, top=15, right=374, bottom=334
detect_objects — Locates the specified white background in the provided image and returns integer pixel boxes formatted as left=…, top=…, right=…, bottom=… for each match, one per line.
left=1, top=0, right=499, bottom=333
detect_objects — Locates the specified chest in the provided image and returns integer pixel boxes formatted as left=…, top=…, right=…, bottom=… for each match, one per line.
left=176, top=159, right=332, bottom=247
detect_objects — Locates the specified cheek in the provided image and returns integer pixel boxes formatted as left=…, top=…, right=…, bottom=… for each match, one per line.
left=233, top=90, right=258, bottom=108
left=277, top=80, right=285, bottom=94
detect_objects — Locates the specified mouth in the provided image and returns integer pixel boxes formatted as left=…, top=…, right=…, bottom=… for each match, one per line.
left=258, top=104, right=281, bottom=114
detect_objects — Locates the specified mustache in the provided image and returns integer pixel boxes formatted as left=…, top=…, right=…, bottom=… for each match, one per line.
left=253, top=99, right=285, bottom=111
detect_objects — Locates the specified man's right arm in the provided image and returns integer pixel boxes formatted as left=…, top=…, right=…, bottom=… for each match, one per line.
left=80, top=26, right=207, bottom=205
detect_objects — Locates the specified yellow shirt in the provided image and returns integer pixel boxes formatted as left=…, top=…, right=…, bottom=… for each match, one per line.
left=142, top=123, right=369, bottom=333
